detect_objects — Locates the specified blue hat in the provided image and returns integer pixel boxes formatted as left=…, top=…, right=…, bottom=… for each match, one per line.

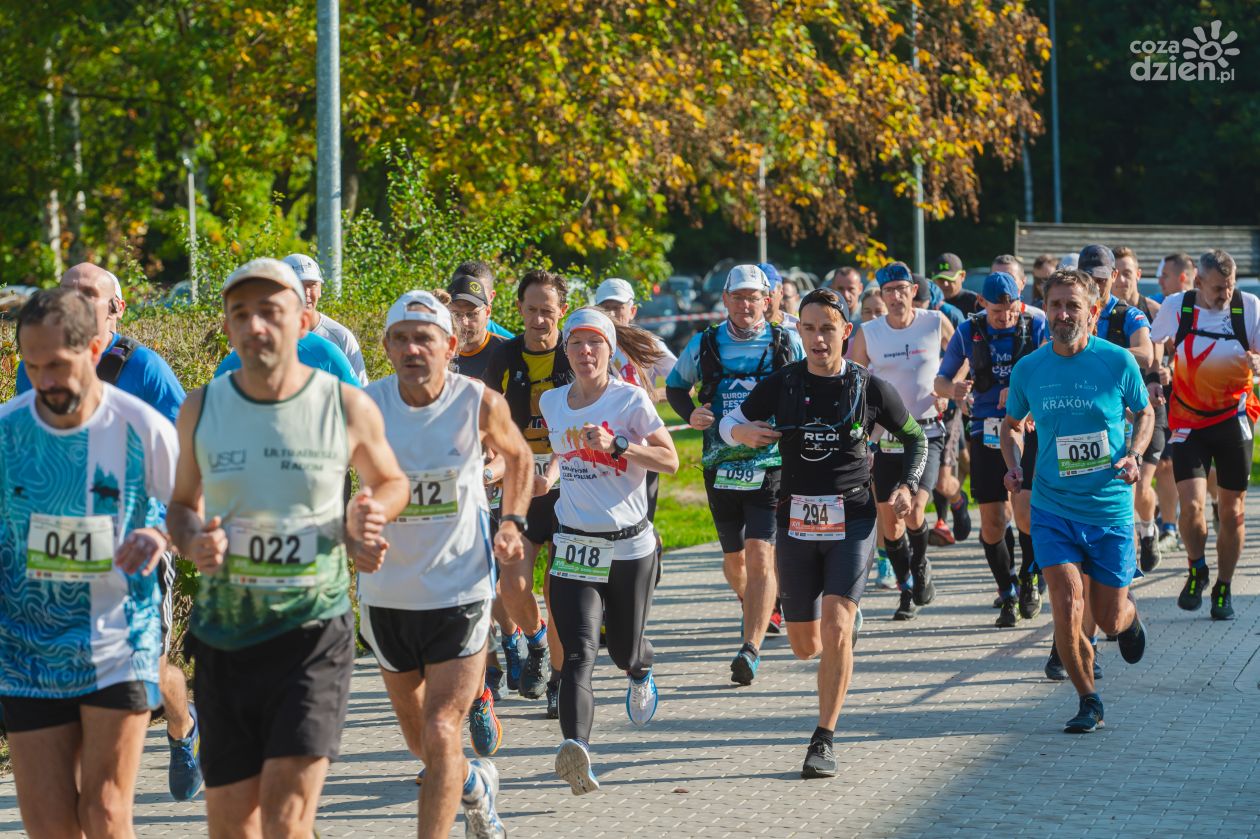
left=875, top=262, right=913, bottom=287
left=927, top=281, right=944, bottom=309
left=981, top=272, right=1020, bottom=303
left=757, top=263, right=782, bottom=291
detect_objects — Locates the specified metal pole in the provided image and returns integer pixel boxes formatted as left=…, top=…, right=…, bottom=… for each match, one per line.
left=317, top=0, right=342, bottom=296
left=184, top=156, right=197, bottom=302
left=1021, top=130, right=1034, bottom=222
left=757, top=155, right=768, bottom=264
left=1049, top=0, right=1062, bottom=223
left=911, top=3, right=925, bottom=275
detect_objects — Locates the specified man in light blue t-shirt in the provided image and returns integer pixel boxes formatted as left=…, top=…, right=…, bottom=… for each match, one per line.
left=214, top=329, right=360, bottom=386
left=1000, top=268, right=1153, bottom=736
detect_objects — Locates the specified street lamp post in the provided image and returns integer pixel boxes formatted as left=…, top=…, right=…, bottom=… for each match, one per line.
left=317, top=0, right=342, bottom=296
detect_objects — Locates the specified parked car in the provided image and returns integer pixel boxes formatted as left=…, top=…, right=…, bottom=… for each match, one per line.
left=637, top=291, right=698, bottom=355
left=664, top=275, right=700, bottom=311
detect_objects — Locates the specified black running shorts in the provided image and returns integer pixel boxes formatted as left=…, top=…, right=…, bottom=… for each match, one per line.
left=186, top=611, right=355, bottom=788
left=1170, top=417, right=1255, bottom=492
left=0, top=680, right=159, bottom=733
left=525, top=489, right=559, bottom=547
left=968, top=436, right=1011, bottom=504
left=775, top=516, right=877, bottom=622
left=359, top=600, right=491, bottom=675
left=873, top=435, right=944, bottom=502
left=703, top=467, right=781, bottom=553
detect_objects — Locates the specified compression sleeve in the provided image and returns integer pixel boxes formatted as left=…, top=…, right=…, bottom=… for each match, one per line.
left=666, top=386, right=697, bottom=424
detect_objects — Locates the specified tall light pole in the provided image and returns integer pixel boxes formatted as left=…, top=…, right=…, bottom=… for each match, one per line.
left=183, top=155, right=197, bottom=302
left=911, top=2, right=925, bottom=276
left=757, top=155, right=768, bottom=264
left=1049, top=0, right=1062, bottom=223
left=317, top=0, right=343, bottom=296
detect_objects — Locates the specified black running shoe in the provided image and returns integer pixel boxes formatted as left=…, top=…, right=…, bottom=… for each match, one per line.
left=1116, top=602, right=1147, bottom=662
left=995, top=597, right=1019, bottom=628
left=1139, top=535, right=1161, bottom=573
left=520, top=642, right=549, bottom=699
left=801, top=737, right=836, bottom=779
left=1018, top=573, right=1041, bottom=620
left=1044, top=643, right=1067, bottom=681
left=951, top=491, right=972, bottom=542
left=992, top=594, right=1004, bottom=609
left=1178, top=567, right=1209, bottom=611
left=545, top=678, right=560, bottom=719
left=1091, top=644, right=1103, bottom=680
left=1210, top=581, right=1235, bottom=621
left=1064, top=694, right=1104, bottom=734
left=893, top=589, right=918, bottom=621
left=911, top=559, right=936, bottom=606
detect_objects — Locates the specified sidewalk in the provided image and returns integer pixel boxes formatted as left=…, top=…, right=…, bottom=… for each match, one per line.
left=3, top=506, right=1260, bottom=837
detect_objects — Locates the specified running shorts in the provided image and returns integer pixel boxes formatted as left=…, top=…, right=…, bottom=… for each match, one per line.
left=0, top=681, right=160, bottom=733
left=775, top=516, right=877, bottom=621
left=1030, top=506, right=1138, bottom=589
left=524, top=489, right=559, bottom=546
left=968, top=435, right=1011, bottom=504
left=186, top=611, right=355, bottom=788
left=1170, top=416, right=1254, bottom=492
left=873, top=435, right=944, bottom=502
left=941, top=406, right=963, bottom=470
left=703, top=467, right=780, bottom=553
left=359, top=600, right=491, bottom=675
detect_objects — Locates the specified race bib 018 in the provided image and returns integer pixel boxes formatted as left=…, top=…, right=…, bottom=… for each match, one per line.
left=1056, top=430, right=1111, bottom=477
left=400, top=468, right=459, bottom=522
left=713, top=461, right=765, bottom=491
left=226, top=519, right=320, bottom=589
left=26, top=514, right=115, bottom=583
left=549, top=533, right=614, bottom=582
left=788, top=494, right=846, bottom=541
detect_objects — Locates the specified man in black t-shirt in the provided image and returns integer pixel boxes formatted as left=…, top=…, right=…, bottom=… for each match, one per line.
left=931, top=252, right=980, bottom=315
left=448, top=272, right=508, bottom=380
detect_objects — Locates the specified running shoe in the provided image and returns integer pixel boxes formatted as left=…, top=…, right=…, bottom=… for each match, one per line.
left=1018, top=573, right=1041, bottom=620
left=874, top=558, right=898, bottom=590
left=485, top=666, right=505, bottom=702
left=1116, top=601, right=1148, bottom=662
left=1044, top=643, right=1067, bottom=681
left=500, top=629, right=527, bottom=692
left=555, top=739, right=600, bottom=796
left=992, top=594, right=1004, bottom=609
left=167, top=704, right=204, bottom=802
left=911, top=558, right=936, bottom=606
left=1210, top=581, right=1235, bottom=621
left=928, top=519, right=955, bottom=547
left=766, top=607, right=784, bottom=635
left=546, top=677, right=560, bottom=720
left=1157, top=526, right=1179, bottom=553
left=801, top=736, right=837, bottom=779
left=463, top=758, right=507, bottom=838
left=1178, top=567, right=1209, bottom=611
left=1063, top=694, right=1105, bottom=734
left=951, top=491, right=972, bottom=542
left=1091, top=645, right=1104, bottom=680
left=995, top=596, right=1019, bottom=628
left=520, top=634, right=549, bottom=699
left=730, top=643, right=760, bottom=685
left=893, top=589, right=918, bottom=621
left=468, top=687, right=502, bottom=757
left=626, top=669, right=659, bottom=727
left=1138, top=535, right=1161, bottom=573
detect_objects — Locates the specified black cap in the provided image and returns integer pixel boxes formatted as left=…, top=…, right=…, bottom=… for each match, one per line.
left=913, top=273, right=931, bottom=304
left=1077, top=245, right=1115, bottom=280
left=447, top=274, right=491, bottom=307
left=931, top=252, right=964, bottom=280
left=799, top=287, right=851, bottom=322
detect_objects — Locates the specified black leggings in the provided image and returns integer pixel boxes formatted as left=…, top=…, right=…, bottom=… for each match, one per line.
left=550, top=552, right=659, bottom=743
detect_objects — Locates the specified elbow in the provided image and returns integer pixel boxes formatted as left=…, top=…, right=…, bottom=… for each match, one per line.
left=658, top=451, right=681, bottom=475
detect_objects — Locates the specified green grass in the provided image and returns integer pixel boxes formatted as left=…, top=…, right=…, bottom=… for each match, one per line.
left=654, top=403, right=718, bottom=551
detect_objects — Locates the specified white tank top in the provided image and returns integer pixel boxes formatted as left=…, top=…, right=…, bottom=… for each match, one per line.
left=863, top=309, right=944, bottom=421
left=361, top=373, right=493, bottom=610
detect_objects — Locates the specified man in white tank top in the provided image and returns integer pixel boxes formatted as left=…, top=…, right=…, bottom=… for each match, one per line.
left=848, top=262, right=955, bottom=622
left=167, top=258, right=410, bottom=839
left=361, top=291, right=533, bottom=839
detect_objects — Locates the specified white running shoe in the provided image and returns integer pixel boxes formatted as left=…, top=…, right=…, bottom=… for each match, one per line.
left=626, top=669, right=658, bottom=727
left=555, top=739, right=600, bottom=796
left=462, top=759, right=506, bottom=838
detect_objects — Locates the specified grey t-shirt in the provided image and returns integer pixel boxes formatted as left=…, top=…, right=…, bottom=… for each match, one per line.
left=313, top=312, right=368, bottom=385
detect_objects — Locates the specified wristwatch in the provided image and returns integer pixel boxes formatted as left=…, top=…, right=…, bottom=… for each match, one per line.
left=611, top=435, right=630, bottom=458
left=501, top=514, right=527, bottom=530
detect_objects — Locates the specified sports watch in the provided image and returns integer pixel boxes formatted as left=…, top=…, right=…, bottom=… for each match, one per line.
left=611, top=435, right=630, bottom=458
left=500, top=514, right=527, bottom=530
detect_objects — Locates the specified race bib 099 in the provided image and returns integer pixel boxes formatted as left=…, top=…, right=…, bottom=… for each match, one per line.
left=713, top=461, right=765, bottom=491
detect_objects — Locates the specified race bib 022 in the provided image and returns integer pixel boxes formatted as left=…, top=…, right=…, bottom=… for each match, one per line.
left=226, top=519, right=320, bottom=589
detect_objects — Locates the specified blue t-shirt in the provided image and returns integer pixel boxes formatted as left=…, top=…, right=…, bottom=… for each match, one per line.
left=937, top=314, right=1049, bottom=429
left=1005, top=337, right=1150, bottom=526
left=17, top=333, right=186, bottom=424
left=488, top=320, right=514, bottom=339
left=214, top=331, right=360, bottom=386
left=1096, top=295, right=1150, bottom=344
left=667, top=321, right=804, bottom=469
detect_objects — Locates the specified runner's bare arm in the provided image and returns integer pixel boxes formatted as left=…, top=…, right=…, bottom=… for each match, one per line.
left=847, top=326, right=870, bottom=366
left=167, top=388, right=228, bottom=573
left=939, top=317, right=956, bottom=351
left=934, top=359, right=971, bottom=401
left=479, top=388, right=532, bottom=521
left=1127, top=325, right=1154, bottom=369
left=342, top=384, right=409, bottom=535
left=1126, top=403, right=1156, bottom=463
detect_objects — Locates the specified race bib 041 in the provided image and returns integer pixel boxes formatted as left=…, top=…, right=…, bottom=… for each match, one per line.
left=226, top=519, right=320, bottom=589
left=1056, top=430, right=1111, bottom=477
left=713, top=461, right=765, bottom=491
left=26, top=514, right=115, bottom=583
left=400, top=469, right=459, bottom=522
left=549, top=533, right=614, bottom=582
left=788, top=494, right=846, bottom=541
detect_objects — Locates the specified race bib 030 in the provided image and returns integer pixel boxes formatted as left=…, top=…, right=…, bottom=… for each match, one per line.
left=1056, top=430, right=1111, bottom=477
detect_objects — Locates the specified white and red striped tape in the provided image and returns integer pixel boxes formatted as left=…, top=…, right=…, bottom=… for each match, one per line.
left=636, top=312, right=725, bottom=325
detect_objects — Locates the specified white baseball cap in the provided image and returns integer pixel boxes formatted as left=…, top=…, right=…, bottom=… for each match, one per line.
left=282, top=253, right=323, bottom=283
left=595, top=278, right=635, bottom=305
left=562, top=307, right=618, bottom=355
left=385, top=290, right=453, bottom=335
left=221, top=257, right=305, bottom=304
left=1057, top=253, right=1080, bottom=270
left=724, top=264, right=770, bottom=294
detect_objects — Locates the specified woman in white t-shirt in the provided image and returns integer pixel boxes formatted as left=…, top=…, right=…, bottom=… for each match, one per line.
left=538, top=307, right=679, bottom=797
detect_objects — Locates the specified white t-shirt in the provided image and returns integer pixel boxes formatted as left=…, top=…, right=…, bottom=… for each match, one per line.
left=313, top=313, right=369, bottom=386
left=861, top=308, right=945, bottom=428
left=540, top=379, right=664, bottom=560
left=612, top=335, right=677, bottom=389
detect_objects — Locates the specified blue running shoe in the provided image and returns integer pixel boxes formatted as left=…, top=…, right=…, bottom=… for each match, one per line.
left=1064, top=694, right=1104, bottom=734
left=520, top=631, right=549, bottom=700
left=730, top=643, right=759, bottom=686
left=874, top=558, right=898, bottom=590
left=555, top=739, right=600, bottom=796
left=626, top=669, right=658, bottom=726
left=500, top=629, right=527, bottom=692
left=463, top=758, right=507, bottom=838
left=468, top=687, right=502, bottom=757
left=167, top=704, right=204, bottom=802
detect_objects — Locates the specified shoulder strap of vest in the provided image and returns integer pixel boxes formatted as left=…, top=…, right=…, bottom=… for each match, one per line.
left=967, top=313, right=995, bottom=391
left=1105, top=298, right=1130, bottom=347
left=1230, top=290, right=1249, bottom=351
left=500, top=337, right=532, bottom=426
left=97, top=335, right=140, bottom=386
left=769, top=323, right=793, bottom=371
left=776, top=361, right=806, bottom=430
left=696, top=324, right=724, bottom=405
left=1174, top=290, right=1197, bottom=348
